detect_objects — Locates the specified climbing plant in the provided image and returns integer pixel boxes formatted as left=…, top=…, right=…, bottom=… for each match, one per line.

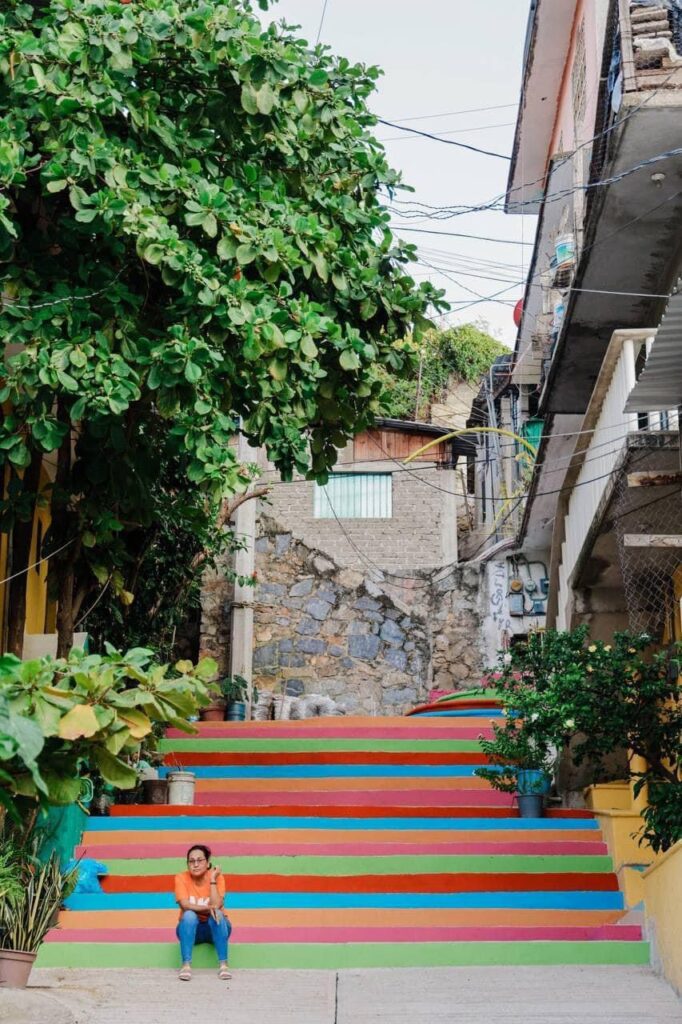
left=0, top=0, right=442, bottom=653
left=377, top=323, right=506, bottom=421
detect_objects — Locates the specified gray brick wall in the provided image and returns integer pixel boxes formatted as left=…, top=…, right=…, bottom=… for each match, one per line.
left=261, top=462, right=458, bottom=571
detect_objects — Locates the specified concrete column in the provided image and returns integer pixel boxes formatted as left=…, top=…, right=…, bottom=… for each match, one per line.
left=229, top=433, right=259, bottom=714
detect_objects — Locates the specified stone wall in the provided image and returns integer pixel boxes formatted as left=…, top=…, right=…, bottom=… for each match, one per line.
left=204, top=517, right=487, bottom=716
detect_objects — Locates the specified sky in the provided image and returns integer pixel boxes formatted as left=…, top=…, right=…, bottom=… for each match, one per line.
left=263, top=0, right=537, bottom=345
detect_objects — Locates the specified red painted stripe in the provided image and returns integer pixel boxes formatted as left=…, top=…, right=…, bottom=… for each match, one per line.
left=196, top=789, right=513, bottom=808
left=162, top=751, right=490, bottom=766
left=109, top=804, right=592, bottom=819
left=101, top=872, right=619, bottom=895
left=45, top=924, right=641, bottom=944
left=76, top=841, right=608, bottom=860
left=406, top=700, right=502, bottom=716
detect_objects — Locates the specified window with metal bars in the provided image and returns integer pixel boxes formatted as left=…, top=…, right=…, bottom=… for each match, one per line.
left=313, top=473, right=392, bottom=519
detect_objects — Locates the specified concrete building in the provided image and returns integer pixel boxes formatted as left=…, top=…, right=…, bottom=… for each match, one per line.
left=463, top=0, right=682, bottom=650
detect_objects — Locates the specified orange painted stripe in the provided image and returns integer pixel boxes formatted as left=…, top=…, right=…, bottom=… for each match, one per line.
left=101, top=872, right=619, bottom=895
left=186, top=716, right=499, bottom=730
left=80, top=828, right=602, bottom=847
left=58, top=907, right=625, bottom=929
left=193, top=776, right=493, bottom=792
left=164, top=751, right=490, bottom=766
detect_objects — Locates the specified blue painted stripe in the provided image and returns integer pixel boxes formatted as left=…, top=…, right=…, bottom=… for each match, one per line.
left=159, top=765, right=485, bottom=779
left=84, top=815, right=598, bottom=833
left=65, top=891, right=624, bottom=912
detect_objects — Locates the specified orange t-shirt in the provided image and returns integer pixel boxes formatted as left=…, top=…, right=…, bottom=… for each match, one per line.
left=174, top=871, right=227, bottom=921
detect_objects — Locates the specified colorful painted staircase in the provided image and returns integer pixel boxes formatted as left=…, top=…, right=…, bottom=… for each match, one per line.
left=38, top=711, right=649, bottom=970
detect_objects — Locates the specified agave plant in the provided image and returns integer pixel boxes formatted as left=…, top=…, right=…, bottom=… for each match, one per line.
left=0, top=851, right=76, bottom=954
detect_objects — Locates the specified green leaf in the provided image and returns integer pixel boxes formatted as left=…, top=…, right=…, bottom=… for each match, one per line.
left=268, top=358, right=288, bottom=381
left=301, top=335, right=318, bottom=359
left=58, top=703, right=100, bottom=740
left=185, top=361, right=202, bottom=383
left=46, top=179, right=68, bottom=193
left=241, top=84, right=259, bottom=115
left=93, top=748, right=138, bottom=789
left=75, top=209, right=98, bottom=224
left=340, top=349, right=361, bottom=371
left=309, top=69, right=329, bottom=87
left=256, top=83, right=277, bottom=115
left=141, top=243, right=165, bottom=265
left=217, top=236, right=237, bottom=260
left=236, top=243, right=258, bottom=266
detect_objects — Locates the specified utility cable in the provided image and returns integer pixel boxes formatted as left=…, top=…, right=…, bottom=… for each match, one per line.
left=377, top=119, right=511, bottom=161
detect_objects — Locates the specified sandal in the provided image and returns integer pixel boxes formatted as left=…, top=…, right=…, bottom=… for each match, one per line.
left=218, top=965, right=232, bottom=980
left=179, top=964, right=192, bottom=981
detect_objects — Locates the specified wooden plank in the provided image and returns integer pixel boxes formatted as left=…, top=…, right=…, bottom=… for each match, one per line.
left=623, top=534, right=682, bottom=548
left=627, top=471, right=682, bottom=488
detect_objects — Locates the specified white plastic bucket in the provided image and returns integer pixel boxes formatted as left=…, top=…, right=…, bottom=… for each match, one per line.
left=167, top=771, right=195, bottom=805
left=555, top=233, right=575, bottom=268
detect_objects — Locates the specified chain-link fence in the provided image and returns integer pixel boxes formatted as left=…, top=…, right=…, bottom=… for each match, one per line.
left=613, top=436, right=682, bottom=639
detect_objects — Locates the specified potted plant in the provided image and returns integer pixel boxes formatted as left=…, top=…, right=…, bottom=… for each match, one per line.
left=0, top=850, right=76, bottom=988
left=220, top=674, right=252, bottom=721
left=199, top=686, right=227, bottom=722
left=476, top=723, right=555, bottom=818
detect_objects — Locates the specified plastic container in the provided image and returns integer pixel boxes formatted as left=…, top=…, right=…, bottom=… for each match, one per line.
left=226, top=701, right=246, bottom=722
left=142, top=778, right=169, bottom=804
left=167, top=771, right=195, bottom=805
left=555, top=233, right=575, bottom=268
left=0, top=950, right=37, bottom=989
left=518, top=794, right=545, bottom=818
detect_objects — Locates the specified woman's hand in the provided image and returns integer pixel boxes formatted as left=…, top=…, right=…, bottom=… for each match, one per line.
left=210, top=865, right=222, bottom=884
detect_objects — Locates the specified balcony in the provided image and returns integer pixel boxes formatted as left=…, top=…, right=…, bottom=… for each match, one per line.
left=551, top=329, right=680, bottom=636
left=540, top=0, right=682, bottom=415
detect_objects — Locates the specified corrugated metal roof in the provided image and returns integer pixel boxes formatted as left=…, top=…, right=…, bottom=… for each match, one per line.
left=624, top=286, right=682, bottom=412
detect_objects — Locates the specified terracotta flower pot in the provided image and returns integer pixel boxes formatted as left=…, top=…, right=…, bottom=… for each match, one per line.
left=0, top=949, right=37, bottom=989
left=199, top=697, right=226, bottom=722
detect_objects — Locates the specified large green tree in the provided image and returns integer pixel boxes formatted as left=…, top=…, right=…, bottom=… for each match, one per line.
left=0, top=0, right=441, bottom=654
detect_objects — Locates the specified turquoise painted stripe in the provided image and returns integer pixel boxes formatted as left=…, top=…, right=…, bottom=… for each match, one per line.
left=159, top=765, right=486, bottom=779
left=85, top=815, right=599, bottom=832
left=65, top=891, right=624, bottom=912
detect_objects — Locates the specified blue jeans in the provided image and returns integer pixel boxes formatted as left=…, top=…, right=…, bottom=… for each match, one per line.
left=176, top=910, right=232, bottom=963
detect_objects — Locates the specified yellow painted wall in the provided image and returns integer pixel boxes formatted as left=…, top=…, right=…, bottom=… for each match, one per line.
left=644, top=841, right=682, bottom=995
left=0, top=462, right=56, bottom=652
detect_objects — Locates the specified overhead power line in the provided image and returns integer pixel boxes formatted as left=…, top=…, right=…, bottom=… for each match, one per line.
left=384, top=103, right=519, bottom=124
left=377, top=119, right=511, bottom=161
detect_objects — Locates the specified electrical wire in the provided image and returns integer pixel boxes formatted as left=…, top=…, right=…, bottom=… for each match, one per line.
left=377, top=119, right=511, bottom=161
left=0, top=537, right=76, bottom=587
left=315, top=0, right=329, bottom=44
left=384, top=103, right=519, bottom=124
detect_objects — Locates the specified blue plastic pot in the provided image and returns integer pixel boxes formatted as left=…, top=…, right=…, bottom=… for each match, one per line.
left=516, top=768, right=552, bottom=796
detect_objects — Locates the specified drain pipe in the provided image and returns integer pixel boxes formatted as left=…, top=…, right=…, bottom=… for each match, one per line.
left=228, top=431, right=259, bottom=715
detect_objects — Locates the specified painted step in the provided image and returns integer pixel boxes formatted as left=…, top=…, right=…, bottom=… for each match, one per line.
left=36, top=939, right=649, bottom=969
left=193, top=789, right=515, bottom=808
left=79, top=827, right=605, bottom=849
left=193, top=776, right=498, bottom=792
left=54, top=907, right=630, bottom=929
left=98, top=853, right=614, bottom=877
left=157, top=765, right=490, bottom=778
left=76, top=840, right=609, bottom=859
left=161, top=751, right=491, bottom=766
left=91, top=813, right=599, bottom=830
left=159, top=738, right=490, bottom=752
left=100, top=870, right=618, bottom=894
left=45, top=924, right=642, bottom=944
left=164, top=717, right=502, bottom=738
left=62, top=891, right=626, bottom=912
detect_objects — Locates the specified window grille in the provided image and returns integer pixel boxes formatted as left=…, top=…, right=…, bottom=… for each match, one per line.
left=572, top=20, right=587, bottom=129
left=314, top=473, right=392, bottom=519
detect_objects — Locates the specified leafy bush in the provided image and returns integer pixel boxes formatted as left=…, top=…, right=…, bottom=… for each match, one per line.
left=475, top=628, right=682, bottom=850
left=377, top=324, right=506, bottom=421
left=0, top=646, right=214, bottom=818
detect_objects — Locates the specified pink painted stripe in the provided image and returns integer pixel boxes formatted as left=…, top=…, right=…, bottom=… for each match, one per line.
left=165, top=726, right=495, bottom=740
left=196, top=788, right=514, bottom=807
left=75, top=840, right=609, bottom=860
left=46, top=924, right=642, bottom=944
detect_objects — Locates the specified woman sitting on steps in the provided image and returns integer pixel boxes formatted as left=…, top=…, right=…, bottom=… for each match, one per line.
left=174, top=843, right=233, bottom=981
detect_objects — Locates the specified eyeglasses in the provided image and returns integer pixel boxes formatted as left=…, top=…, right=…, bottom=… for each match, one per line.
left=188, top=857, right=207, bottom=865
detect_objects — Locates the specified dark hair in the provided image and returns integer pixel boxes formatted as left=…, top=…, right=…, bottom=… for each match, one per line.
left=186, top=844, right=211, bottom=864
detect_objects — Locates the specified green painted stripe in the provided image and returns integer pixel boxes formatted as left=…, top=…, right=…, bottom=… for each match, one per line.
left=158, top=738, right=483, bottom=752
left=37, top=940, right=650, bottom=970
left=105, top=854, right=613, bottom=876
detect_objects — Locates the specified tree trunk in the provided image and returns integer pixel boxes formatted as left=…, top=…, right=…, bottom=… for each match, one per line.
left=6, top=454, right=43, bottom=657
